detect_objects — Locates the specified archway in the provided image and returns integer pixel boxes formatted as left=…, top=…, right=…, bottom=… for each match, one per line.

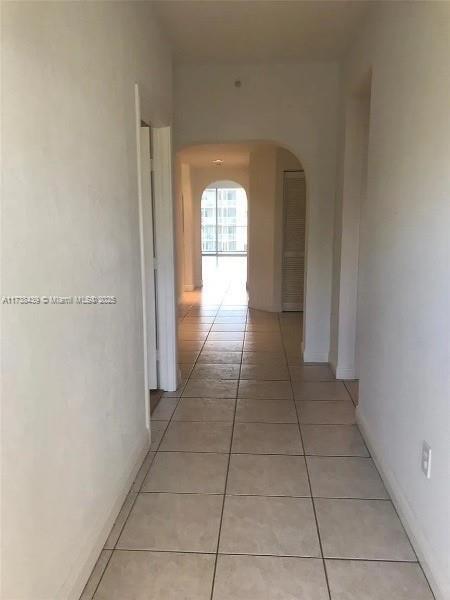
left=175, top=141, right=307, bottom=357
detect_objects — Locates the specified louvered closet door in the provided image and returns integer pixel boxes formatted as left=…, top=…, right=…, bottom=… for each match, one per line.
left=282, top=171, right=306, bottom=311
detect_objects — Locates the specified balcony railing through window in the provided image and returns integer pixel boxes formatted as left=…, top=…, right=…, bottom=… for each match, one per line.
left=201, top=186, right=247, bottom=257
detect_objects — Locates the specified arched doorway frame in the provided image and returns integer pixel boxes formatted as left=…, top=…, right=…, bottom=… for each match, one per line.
left=176, top=140, right=310, bottom=358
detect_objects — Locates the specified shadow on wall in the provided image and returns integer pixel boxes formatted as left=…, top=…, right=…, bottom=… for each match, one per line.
left=175, top=141, right=306, bottom=315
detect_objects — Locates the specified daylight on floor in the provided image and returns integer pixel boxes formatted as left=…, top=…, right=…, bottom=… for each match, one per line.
left=2, top=2, right=449, bottom=600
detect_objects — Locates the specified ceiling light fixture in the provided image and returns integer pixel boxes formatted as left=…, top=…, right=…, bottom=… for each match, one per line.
left=212, top=159, right=223, bottom=166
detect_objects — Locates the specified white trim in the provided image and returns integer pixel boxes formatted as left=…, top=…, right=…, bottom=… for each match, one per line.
left=153, top=126, right=178, bottom=392
left=302, top=349, right=329, bottom=363
left=333, top=363, right=357, bottom=380
left=134, top=84, right=151, bottom=431
left=357, top=409, right=448, bottom=600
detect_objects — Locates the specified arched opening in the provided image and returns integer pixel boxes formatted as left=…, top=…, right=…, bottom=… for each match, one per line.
left=200, top=180, right=248, bottom=295
left=175, top=141, right=307, bottom=373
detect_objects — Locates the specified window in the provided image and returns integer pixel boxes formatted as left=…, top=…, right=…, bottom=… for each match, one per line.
left=201, top=185, right=247, bottom=255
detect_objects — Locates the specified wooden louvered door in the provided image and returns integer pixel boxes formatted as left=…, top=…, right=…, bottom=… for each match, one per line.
left=282, top=171, right=306, bottom=311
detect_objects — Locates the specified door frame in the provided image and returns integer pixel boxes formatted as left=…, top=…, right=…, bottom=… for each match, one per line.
left=134, top=84, right=177, bottom=435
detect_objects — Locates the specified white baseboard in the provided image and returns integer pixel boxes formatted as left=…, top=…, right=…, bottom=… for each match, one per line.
left=329, top=357, right=356, bottom=380
left=357, top=409, right=448, bottom=600
left=335, top=365, right=357, bottom=380
left=62, top=437, right=150, bottom=600
left=302, top=349, right=329, bottom=363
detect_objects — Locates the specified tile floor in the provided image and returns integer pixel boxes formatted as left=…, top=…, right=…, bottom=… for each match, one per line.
left=82, top=257, right=434, bottom=600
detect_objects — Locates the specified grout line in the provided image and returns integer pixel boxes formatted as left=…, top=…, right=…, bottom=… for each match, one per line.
left=136, top=491, right=392, bottom=501
left=104, top=547, right=423, bottom=565
left=278, top=312, right=333, bottom=600
left=209, top=286, right=247, bottom=600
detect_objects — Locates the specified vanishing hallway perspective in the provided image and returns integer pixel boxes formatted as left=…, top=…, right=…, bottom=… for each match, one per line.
left=82, top=266, right=435, bottom=599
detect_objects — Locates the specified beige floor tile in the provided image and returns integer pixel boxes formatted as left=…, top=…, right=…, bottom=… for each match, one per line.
left=117, top=493, right=222, bottom=552
left=247, top=310, right=278, bottom=321
left=198, top=351, right=242, bottom=364
left=104, top=492, right=137, bottom=549
left=188, top=309, right=218, bottom=317
left=179, top=323, right=212, bottom=332
left=211, top=323, right=246, bottom=332
left=227, top=454, right=310, bottom=496
left=214, top=317, right=247, bottom=324
left=289, top=365, right=334, bottom=382
left=184, top=316, right=215, bottom=323
left=151, top=397, right=178, bottom=420
left=178, top=340, right=204, bottom=351
left=80, top=550, right=112, bottom=600
left=244, top=332, right=282, bottom=343
left=243, top=340, right=284, bottom=352
left=179, top=364, right=193, bottom=383
left=245, top=322, right=280, bottom=332
left=160, top=421, right=232, bottom=453
left=143, top=452, right=228, bottom=494
left=307, top=457, right=389, bottom=499
left=293, top=381, right=350, bottom=401
left=183, top=379, right=238, bottom=399
left=238, top=380, right=293, bottom=400
left=219, top=495, right=320, bottom=556
left=325, top=560, right=434, bottom=600
left=94, top=551, right=215, bottom=600
left=242, top=351, right=287, bottom=366
left=203, top=341, right=243, bottom=352
left=286, top=353, right=307, bottom=366
left=301, top=425, right=369, bottom=457
left=315, top=499, right=416, bottom=560
left=240, top=363, right=289, bottom=380
left=178, top=350, right=200, bottom=364
left=191, top=364, right=241, bottom=380
left=150, top=420, right=169, bottom=451
left=213, top=555, right=328, bottom=600
left=132, top=451, right=156, bottom=492
left=236, top=399, right=297, bottom=423
left=232, top=423, right=303, bottom=455
left=297, top=400, right=356, bottom=424
left=174, top=397, right=235, bottom=422
left=179, top=332, right=209, bottom=342
left=208, top=331, right=245, bottom=341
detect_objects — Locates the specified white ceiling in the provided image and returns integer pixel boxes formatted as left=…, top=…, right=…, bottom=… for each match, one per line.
left=178, top=143, right=253, bottom=168
left=151, top=0, right=371, bottom=64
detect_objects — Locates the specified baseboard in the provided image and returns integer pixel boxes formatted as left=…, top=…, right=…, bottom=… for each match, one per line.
left=335, top=365, right=356, bottom=380
left=356, top=409, right=448, bottom=600
left=302, top=348, right=329, bottom=363
left=61, top=437, right=150, bottom=600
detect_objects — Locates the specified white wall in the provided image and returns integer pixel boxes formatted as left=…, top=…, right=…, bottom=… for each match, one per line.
left=174, top=62, right=339, bottom=361
left=247, top=144, right=278, bottom=311
left=332, top=4, right=450, bottom=598
left=1, top=3, right=172, bottom=598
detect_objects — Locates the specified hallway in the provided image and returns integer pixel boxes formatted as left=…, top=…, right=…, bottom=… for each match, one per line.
left=82, top=260, right=433, bottom=600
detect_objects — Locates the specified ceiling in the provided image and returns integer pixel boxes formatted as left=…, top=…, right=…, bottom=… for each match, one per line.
left=151, top=0, right=371, bottom=64
left=178, top=143, right=253, bottom=168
